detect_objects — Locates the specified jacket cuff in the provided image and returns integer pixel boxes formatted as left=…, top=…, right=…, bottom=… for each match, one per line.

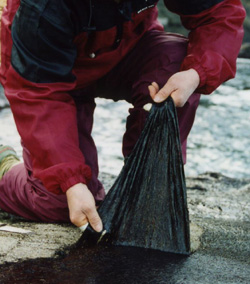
left=36, top=162, right=92, bottom=195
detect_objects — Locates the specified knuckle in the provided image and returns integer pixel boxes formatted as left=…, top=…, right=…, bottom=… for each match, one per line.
left=89, top=214, right=101, bottom=225
left=70, top=214, right=78, bottom=225
left=168, top=76, right=177, bottom=86
left=158, top=89, right=167, bottom=97
left=83, top=204, right=93, bottom=214
left=70, top=212, right=87, bottom=227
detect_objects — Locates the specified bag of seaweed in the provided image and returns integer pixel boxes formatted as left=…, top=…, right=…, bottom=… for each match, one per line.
left=79, top=97, right=190, bottom=255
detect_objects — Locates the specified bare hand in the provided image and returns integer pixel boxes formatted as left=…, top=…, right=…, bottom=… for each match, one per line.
left=148, top=69, right=200, bottom=107
left=66, top=183, right=103, bottom=232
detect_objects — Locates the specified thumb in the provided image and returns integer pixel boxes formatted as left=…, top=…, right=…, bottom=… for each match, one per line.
left=85, top=208, right=103, bottom=232
left=154, top=82, right=176, bottom=103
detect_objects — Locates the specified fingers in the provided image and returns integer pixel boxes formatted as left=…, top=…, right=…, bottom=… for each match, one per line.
left=148, top=69, right=200, bottom=106
left=148, top=81, right=175, bottom=104
left=66, top=183, right=103, bottom=232
left=70, top=205, right=103, bottom=233
left=84, top=206, right=103, bottom=232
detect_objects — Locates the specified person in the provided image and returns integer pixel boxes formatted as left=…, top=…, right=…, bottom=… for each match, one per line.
left=0, top=0, right=245, bottom=232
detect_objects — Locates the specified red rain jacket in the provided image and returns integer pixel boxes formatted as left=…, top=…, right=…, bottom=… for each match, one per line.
left=0, top=0, right=245, bottom=194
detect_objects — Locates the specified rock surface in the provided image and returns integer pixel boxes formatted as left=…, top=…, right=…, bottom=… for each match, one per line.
left=0, top=172, right=249, bottom=266
left=239, top=42, right=250, bottom=59
left=0, top=172, right=249, bottom=284
left=0, top=172, right=114, bottom=265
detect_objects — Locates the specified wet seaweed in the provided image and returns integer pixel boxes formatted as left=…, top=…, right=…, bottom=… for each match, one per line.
left=79, top=97, right=190, bottom=255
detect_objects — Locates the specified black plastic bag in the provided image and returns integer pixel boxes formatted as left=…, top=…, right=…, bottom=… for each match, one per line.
left=79, top=97, right=190, bottom=255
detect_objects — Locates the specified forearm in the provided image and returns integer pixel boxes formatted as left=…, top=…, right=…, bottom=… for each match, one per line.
left=164, top=0, right=246, bottom=94
left=6, top=66, right=91, bottom=194
left=180, top=0, right=246, bottom=93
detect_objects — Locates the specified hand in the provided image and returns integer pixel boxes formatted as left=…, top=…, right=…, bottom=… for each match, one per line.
left=148, top=69, right=200, bottom=107
left=66, top=183, right=103, bottom=232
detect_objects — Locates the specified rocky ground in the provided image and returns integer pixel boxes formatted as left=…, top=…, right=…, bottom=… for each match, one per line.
left=0, top=172, right=249, bottom=264
left=0, top=172, right=249, bottom=283
left=0, top=172, right=115, bottom=265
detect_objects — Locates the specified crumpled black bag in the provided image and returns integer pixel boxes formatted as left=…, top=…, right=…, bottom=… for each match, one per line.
left=79, top=97, right=190, bottom=255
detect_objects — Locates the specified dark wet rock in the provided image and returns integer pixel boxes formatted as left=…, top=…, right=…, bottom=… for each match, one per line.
left=0, top=219, right=249, bottom=284
left=187, top=171, right=250, bottom=191
left=242, top=0, right=250, bottom=43
left=0, top=84, right=9, bottom=109
left=239, top=42, right=250, bottom=59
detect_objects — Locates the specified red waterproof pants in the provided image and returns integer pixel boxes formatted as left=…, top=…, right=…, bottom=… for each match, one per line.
left=0, top=31, right=200, bottom=222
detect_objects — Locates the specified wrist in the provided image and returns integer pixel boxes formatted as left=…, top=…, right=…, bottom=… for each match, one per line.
left=66, top=183, right=87, bottom=197
left=189, top=68, right=200, bottom=89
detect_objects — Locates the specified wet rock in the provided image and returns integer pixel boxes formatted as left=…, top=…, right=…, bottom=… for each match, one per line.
left=0, top=172, right=249, bottom=283
left=0, top=217, right=249, bottom=284
left=239, top=42, right=250, bottom=59
left=0, top=84, right=8, bottom=109
left=187, top=172, right=250, bottom=221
